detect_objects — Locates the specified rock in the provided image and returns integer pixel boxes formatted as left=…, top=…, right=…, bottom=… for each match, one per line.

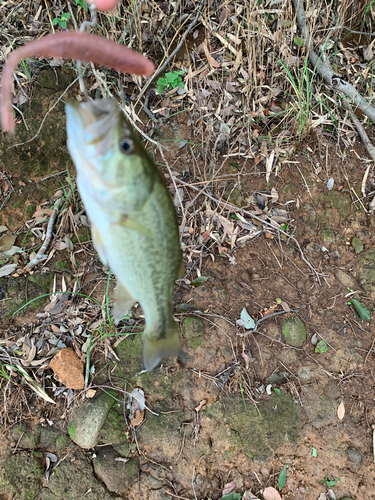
left=203, top=393, right=302, bottom=459
left=328, top=191, right=352, bottom=218
left=182, top=316, right=204, bottom=349
left=301, top=386, right=337, bottom=428
left=0, top=68, right=75, bottom=180
left=36, top=450, right=108, bottom=499
left=347, top=447, right=361, bottom=463
left=50, top=348, right=84, bottom=390
left=40, top=426, right=63, bottom=449
left=352, top=236, right=363, bottom=254
left=334, top=269, right=358, bottom=289
left=0, top=272, right=54, bottom=317
left=148, top=475, right=164, bottom=489
left=228, top=188, right=242, bottom=207
left=320, top=228, right=335, bottom=245
left=93, top=446, right=139, bottom=494
left=68, top=390, right=117, bottom=449
left=305, top=242, right=321, bottom=257
left=9, top=422, right=41, bottom=449
left=298, top=367, right=312, bottom=381
left=281, top=316, right=307, bottom=347
left=356, top=249, right=375, bottom=291
left=0, top=451, right=43, bottom=500
left=99, top=408, right=127, bottom=447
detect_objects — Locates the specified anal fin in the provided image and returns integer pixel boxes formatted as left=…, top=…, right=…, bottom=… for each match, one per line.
left=113, top=281, right=136, bottom=325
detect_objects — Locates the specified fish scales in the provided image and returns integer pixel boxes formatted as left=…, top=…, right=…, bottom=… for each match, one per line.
left=65, top=98, right=183, bottom=371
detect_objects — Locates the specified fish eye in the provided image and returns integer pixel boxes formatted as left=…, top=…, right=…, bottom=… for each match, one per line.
left=119, top=138, right=134, bottom=154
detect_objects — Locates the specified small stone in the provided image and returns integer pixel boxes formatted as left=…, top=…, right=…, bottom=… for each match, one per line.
left=305, top=242, right=321, bottom=256
left=298, top=367, right=312, bottom=381
left=269, top=371, right=288, bottom=384
left=182, top=316, right=204, bottom=349
left=195, top=474, right=207, bottom=486
left=347, top=447, right=361, bottom=463
left=49, top=348, right=84, bottom=390
left=260, top=466, right=270, bottom=476
left=68, top=390, right=117, bottom=449
left=281, top=316, right=307, bottom=347
left=334, top=269, right=357, bottom=289
left=148, top=475, right=164, bottom=489
left=320, top=228, right=335, bottom=245
left=351, top=237, right=363, bottom=254
left=40, top=426, right=62, bottom=449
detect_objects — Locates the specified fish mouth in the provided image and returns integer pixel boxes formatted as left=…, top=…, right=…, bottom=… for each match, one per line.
left=66, top=98, right=120, bottom=153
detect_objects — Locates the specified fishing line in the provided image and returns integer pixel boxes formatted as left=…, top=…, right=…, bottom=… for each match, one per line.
left=76, top=3, right=98, bottom=99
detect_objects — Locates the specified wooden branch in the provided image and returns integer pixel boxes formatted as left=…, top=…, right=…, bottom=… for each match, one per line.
left=293, top=0, right=375, bottom=123
left=25, top=198, right=62, bottom=271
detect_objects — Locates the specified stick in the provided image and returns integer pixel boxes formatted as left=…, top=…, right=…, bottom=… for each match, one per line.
left=25, top=198, right=62, bottom=271
left=293, top=0, right=375, bottom=123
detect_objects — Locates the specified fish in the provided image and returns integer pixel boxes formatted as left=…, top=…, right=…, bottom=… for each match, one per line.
left=65, top=98, right=183, bottom=371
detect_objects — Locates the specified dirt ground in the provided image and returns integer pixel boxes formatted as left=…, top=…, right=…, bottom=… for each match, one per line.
left=1, top=9, right=375, bottom=497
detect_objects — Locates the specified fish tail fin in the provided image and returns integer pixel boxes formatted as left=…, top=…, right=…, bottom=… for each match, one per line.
left=143, top=322, right=181, bottom=372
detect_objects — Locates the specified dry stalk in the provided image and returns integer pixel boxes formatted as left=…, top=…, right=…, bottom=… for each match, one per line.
left=25, top=198, right=62, bottom=271
left=175, top=177, right=324, bottom=284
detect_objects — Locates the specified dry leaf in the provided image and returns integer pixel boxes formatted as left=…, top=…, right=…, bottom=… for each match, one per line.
left=130, top=408, right=144, bottom=427
left=0, top=263, right=17, bottom=277
left=202, top=40, right=220, bottom=68
left=33, top=208, right=53, bottom=219
left=337, top=400, right=345, bottom=420
left=0, top=234, right=16, bottom=252
left=271, top=187, right=279, bottom=202
left=53, top=240, right=70, bottom=251
left=262, top=487, right=282, bottom=500
left=281, top=301, right=290, bottom=312
left=104, top=337, right=120, bottom=361
left=242, top=344, right=250, bottom=369
left=222, top=479, right=237, bottom=496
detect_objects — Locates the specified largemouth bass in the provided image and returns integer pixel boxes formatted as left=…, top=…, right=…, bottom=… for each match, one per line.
left=65, top=99, right=183, bottom=371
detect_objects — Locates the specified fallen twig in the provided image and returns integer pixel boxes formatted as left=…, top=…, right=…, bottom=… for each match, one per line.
left=345, top=107, right=375, bottom=163
left=294, top=0, right=375, bottom=123
left=25, top=198, right=62, bottom=271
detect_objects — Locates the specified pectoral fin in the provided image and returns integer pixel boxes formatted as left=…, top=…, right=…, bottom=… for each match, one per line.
left=177, top=259, right=185, bottom=279
left=91, top=223, right=108, bottom=265
left=113, top=281, right=136, bottom=325
left=116, top=216, right=150, bottom=237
